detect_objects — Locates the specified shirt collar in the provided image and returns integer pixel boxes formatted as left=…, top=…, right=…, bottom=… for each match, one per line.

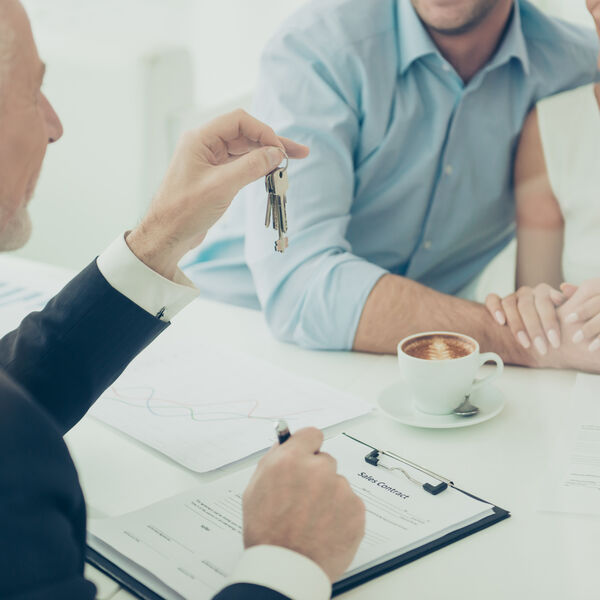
left=486, top=1, right=530, bottom=75
left=397, top=0, right=530, bottom=77
left=397, top=0, right=439, bottom=76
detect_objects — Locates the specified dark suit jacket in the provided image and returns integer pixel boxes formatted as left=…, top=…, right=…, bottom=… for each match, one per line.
left=0, top=261, right=288, bottom=600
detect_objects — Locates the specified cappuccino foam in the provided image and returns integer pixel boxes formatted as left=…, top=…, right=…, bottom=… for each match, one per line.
left=402, top=334, right=475, bottom=361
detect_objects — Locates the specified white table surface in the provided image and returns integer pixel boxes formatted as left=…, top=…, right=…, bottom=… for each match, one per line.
left=64, top=296, right=597, bottom=600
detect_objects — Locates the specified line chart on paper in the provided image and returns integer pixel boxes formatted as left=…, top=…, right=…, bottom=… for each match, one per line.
left=102, top=386, right=329, bottom=424
left=90, top=336, right=372, bottom=472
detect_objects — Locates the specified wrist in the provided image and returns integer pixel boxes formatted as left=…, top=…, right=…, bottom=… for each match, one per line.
left=126, top=224, right=192, bottom=281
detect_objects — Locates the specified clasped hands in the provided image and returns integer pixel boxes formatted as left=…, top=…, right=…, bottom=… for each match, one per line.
left=486, top=279, right=600, bottom=372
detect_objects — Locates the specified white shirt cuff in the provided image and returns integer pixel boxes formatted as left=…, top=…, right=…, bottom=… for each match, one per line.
left=225, top=546, right=331, bottom=600
left=97, top=233, right=200, bottom=322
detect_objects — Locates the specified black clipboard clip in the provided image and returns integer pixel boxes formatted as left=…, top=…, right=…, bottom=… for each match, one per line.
left=364, top=449, right=450, bottom=496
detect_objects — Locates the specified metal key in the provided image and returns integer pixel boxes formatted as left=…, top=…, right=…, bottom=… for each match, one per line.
left=265, top=165, right=289, bottom=253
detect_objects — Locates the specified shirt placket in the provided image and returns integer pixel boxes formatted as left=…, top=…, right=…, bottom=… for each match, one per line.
left=406, top=60, right=465, bottom=279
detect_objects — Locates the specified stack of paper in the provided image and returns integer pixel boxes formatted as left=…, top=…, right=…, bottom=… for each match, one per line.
left=538, top=374, right=600, bottom=516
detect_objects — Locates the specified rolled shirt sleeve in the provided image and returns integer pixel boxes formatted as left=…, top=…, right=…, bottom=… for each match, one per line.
left=97, top=233, right=200, bottom=322
left=223, top=545, right=331, bottom=600
left=243, top=24, right=388, bottom=351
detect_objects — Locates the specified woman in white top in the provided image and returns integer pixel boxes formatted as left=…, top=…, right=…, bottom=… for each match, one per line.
left=485, top=0, right=600, bottom=360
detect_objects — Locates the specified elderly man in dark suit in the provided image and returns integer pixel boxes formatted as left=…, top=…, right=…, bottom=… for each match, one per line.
left=0, top=1, right=365, bottom=599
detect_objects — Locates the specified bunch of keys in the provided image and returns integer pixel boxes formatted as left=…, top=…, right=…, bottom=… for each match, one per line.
left=265, top=156, right=289, bottom=253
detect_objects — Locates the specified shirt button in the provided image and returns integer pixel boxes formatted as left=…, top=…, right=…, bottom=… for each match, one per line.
left=442, top=63, right=451, bottom=72
left=423, top=241, right=432, bottom=250
left=444, top=165, right=453, bottom=176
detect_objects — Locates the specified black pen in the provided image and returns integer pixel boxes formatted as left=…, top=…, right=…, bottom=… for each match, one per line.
left=275, top=419, right=291, bottom=444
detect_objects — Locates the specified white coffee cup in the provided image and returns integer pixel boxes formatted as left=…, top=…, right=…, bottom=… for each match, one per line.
left=397, top=331, right=504, bottom=415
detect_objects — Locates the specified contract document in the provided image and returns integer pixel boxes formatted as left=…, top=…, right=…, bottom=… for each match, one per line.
left=88, top=435, right=506, bottom=599
left=539, top=374, right=600, bottom=516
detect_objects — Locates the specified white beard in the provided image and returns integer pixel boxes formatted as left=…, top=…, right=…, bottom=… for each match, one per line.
left=0, top=204, right=32, bottom=251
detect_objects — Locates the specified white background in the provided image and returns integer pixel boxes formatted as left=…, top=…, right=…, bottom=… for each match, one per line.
left=13, top=0, right=593, bottom=270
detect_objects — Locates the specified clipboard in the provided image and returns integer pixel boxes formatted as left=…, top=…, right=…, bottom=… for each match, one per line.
left=331, top=434, right=510, bottom=596
left=86, top=433, right=510, bottom=599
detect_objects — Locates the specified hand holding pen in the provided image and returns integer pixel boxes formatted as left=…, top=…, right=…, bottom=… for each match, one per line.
left=241, top=423, right=366, bottom=583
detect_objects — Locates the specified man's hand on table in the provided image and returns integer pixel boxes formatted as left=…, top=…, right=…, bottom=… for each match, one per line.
left=485, top=279, right=600, bottom=373
left=126, top=109, right=309, bottom=281
left=242, top=428, right=366, bottom=583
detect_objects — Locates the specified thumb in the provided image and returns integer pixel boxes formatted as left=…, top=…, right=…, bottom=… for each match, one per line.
left=560, top=283, right=578, bottom=299
left=221, top=146, right=285, bottom=192
left=549, top=288, right=566, bottom=306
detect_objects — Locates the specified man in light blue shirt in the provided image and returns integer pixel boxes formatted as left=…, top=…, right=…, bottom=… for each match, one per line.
left=185, top=0, right=598, bottom=370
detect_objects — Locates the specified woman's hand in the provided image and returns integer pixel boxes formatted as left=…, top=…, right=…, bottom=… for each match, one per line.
left=127, top=109, right=309, bottom=280
left=560, top=278, right=600, bottom=352
left=485, top=284, right=566, bottom=355
left=486, top=279, right=600, bottom=356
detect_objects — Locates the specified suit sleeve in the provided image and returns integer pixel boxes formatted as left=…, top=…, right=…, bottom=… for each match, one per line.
left=0, top=373, right=97, bottom=599
left=0, top=261, right=296, bottom=600
left=214, top=584, right=289, bottom=599
left=0, top=260, right=167, bottom=434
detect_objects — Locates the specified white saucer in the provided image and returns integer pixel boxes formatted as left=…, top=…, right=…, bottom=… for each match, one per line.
left=377, top=381, right=505, bottom=429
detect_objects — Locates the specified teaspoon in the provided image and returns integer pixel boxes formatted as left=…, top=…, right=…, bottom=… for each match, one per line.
left=453, top=395, right=480, bottom=417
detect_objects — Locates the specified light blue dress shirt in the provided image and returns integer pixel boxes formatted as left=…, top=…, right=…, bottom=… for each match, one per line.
left=184, top=0, right=598, bottom=350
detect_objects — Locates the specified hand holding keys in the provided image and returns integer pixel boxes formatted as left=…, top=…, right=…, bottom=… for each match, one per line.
left=265, top=158, right=289, bottom=253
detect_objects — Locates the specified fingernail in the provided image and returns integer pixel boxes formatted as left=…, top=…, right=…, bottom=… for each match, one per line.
left=547, top=329, right=560, bottom=349
left=534, top=336, right=548, bottom=356
left=565, top=313, right=579, bottom=324
left=589, top=339, right=600, bottom=352
left=267, top=147, right=284, bottom=167
left=495, top=311, right=506, bottom=326
left=517, top=331, right=531, bottom=349
left=572, top=330, right=585, bottom=344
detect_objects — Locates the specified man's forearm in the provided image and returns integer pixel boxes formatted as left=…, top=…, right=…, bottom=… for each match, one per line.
left=353, top=274, right=538, bottom=366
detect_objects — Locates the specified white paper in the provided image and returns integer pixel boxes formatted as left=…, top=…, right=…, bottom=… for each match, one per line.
left=89, top=435, right=494, bottom=600
left=538, top=373, right=600, bottom=516
left=90, top=336, right=372, bottom=472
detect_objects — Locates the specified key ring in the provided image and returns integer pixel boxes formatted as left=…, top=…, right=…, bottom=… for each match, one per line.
left=268, top=151, right=288, bottom=176
left=279, top=151, right=289, bottom=171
